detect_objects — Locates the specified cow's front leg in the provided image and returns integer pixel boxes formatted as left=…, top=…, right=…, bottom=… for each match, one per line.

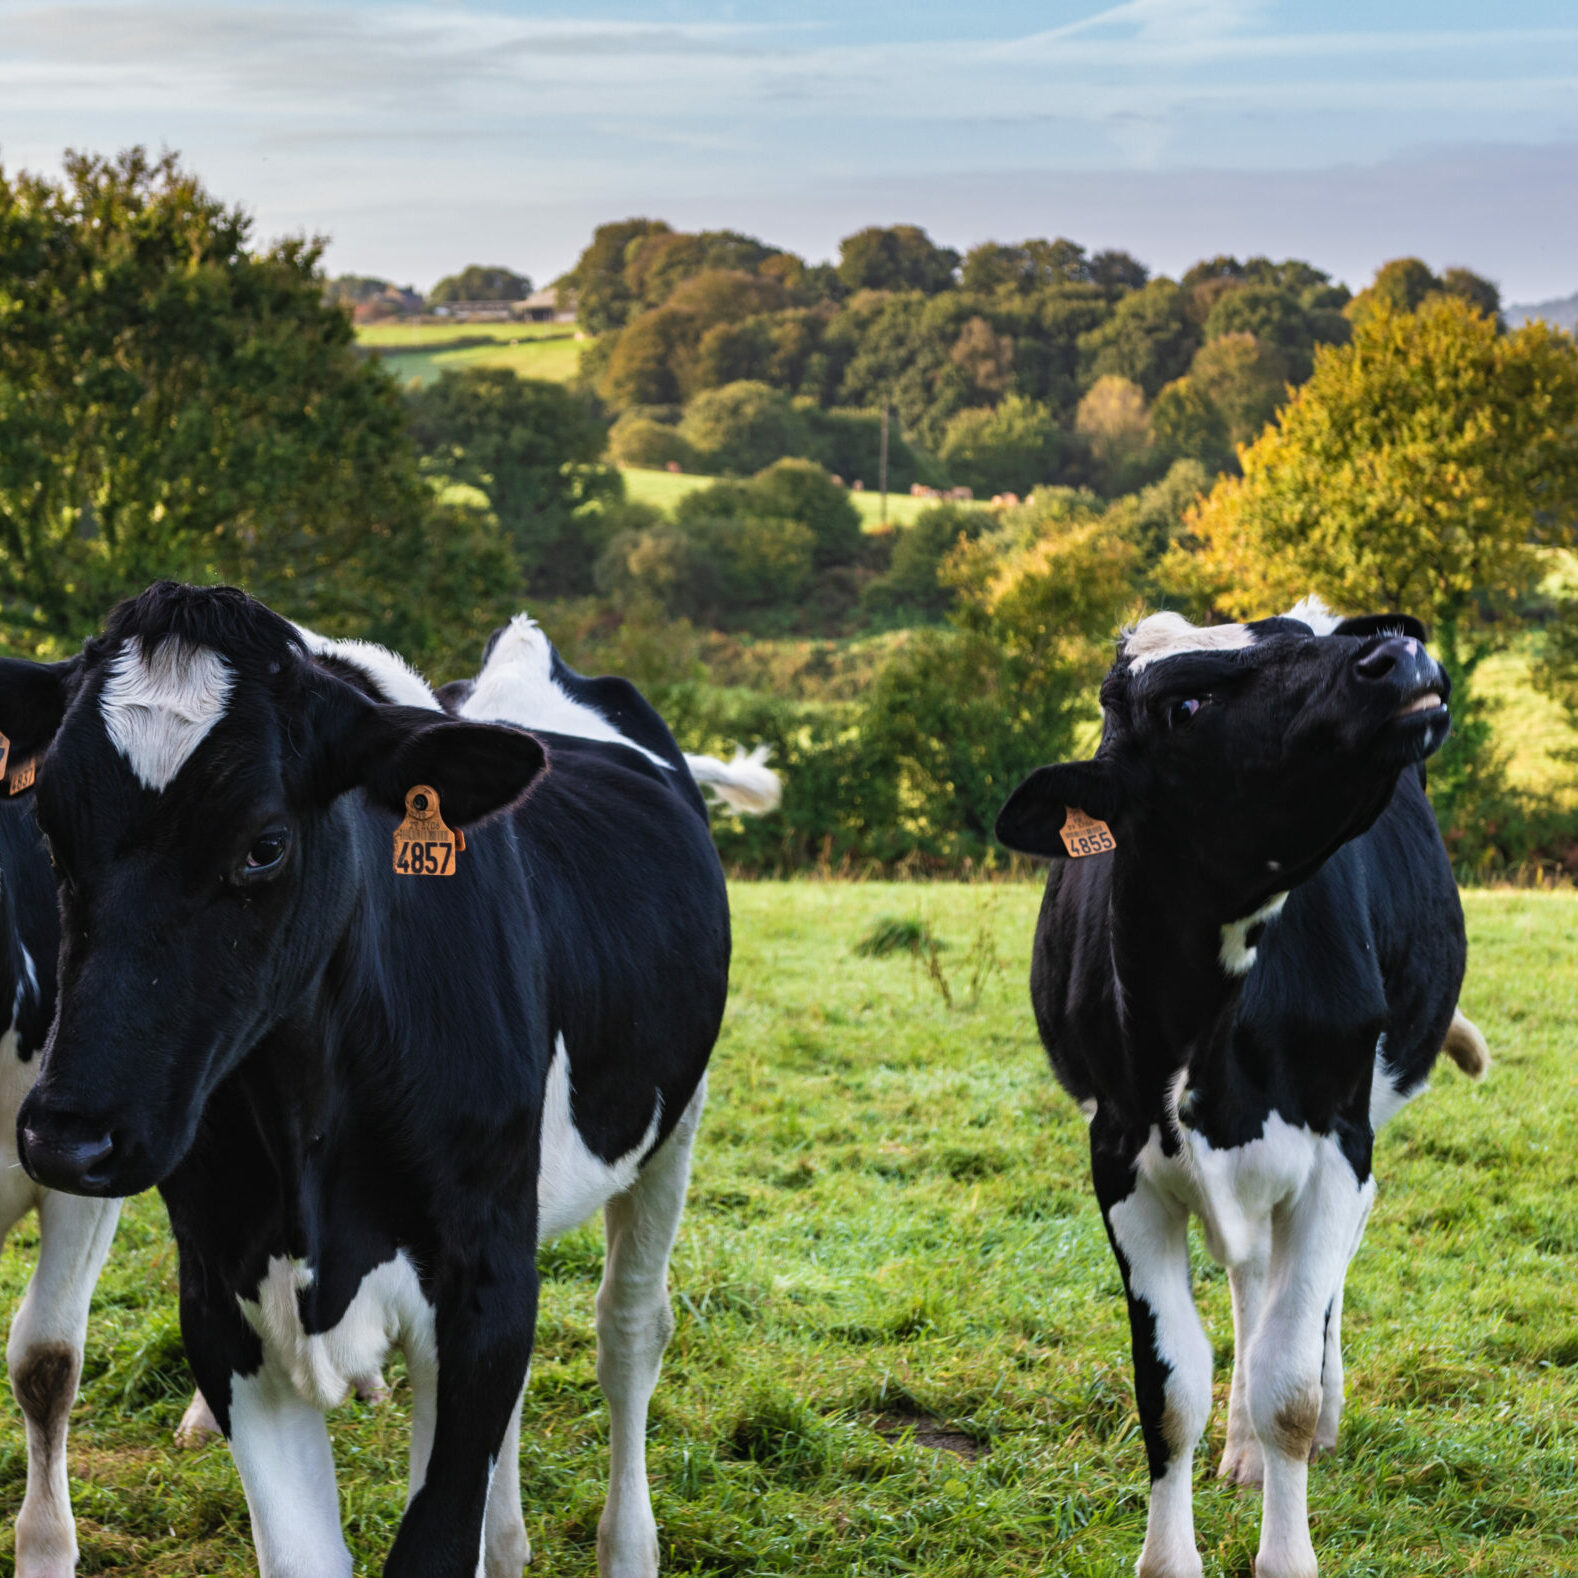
left=7, top=1190, right=121, bottom=1578
left=1093, top=1134, right=1212, bottom=1578
left=1313, top=1185, right=1372, bottom=1459
left=385, top=1257, right=537, bottom=1578
left=1248, top=1145, right=1375, bottom=1578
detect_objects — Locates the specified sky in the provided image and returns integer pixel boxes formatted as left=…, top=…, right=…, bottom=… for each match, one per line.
left=2, top=0, right=1577, bottom=302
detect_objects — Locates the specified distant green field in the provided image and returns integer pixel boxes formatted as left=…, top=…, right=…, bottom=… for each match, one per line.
left=361, top=329, right=585, bottom=388
left=0, top=884, right=1570, bottom=1574
left=622, top=467, right=934, bottom=529
left=356, top=321, right=571, bottom=349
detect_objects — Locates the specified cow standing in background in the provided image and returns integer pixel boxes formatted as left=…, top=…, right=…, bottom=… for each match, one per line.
left=1, top=584, right=775, bottom=1578
left=0, top=784, right=121, bottom=1578
left=996, top=598, right=1487, bottom=1578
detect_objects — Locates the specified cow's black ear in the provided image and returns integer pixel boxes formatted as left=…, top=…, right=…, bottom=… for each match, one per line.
left=0, top=657, right=79, bottom=762
left=1334, top=613, right=1429, bottom=643
left=304, top=677, right=545, bottom=826
left=995, top=760, right=1121, bottom=859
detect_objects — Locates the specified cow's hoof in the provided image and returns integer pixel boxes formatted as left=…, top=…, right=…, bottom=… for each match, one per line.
left=174, top=1391, right=222, bottom=1448
left=1218, top=1439, right=1265, bottom=1488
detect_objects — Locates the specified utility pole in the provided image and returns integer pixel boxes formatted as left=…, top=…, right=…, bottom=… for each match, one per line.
left=879, top=402, right=890, bottom=526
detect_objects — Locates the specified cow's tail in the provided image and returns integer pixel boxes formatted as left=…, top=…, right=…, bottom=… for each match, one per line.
left=684, top=746, right=781, bottom=814
left=1442, top=1009, right=1489, bottom=1079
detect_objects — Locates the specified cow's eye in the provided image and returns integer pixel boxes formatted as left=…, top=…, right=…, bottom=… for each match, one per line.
left=1168, top=697, right=1204, bottom=729
left=241, top=829, right=290, bottom=880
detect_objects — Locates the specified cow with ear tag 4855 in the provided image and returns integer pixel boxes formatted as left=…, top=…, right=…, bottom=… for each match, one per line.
left=996, top=598, right=1485, bottom=1578
left=0, top=581, right=758, bottom=1578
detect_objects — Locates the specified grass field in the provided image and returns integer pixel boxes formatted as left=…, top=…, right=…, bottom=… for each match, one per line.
left=622, top=467, right=934, bottom=530
left=0, top=883, right=1573, bottom=1575
left=361, top=327, right=585, bottom=388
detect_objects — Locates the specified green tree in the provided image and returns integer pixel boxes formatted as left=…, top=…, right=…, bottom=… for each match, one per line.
left=561, top=217, right=673, bottom=333
left=745, top=458, right=863, bottom=568
left=428, top=264, right=532, bottom=303
left=837, top=225, right=960, bottom=295
left=678, top=381, right=811, bottom=475
left=405, top=368, right=615, bottom=598
left=863, top=503, right=990, bottom=618
left=938, top=396, right=1069, bottom=497
left=0, top=148, right=510, bottom=666
left=1170, top=295, right=1578, bottom=851
left=1078, top=280, right=1199, bottom=398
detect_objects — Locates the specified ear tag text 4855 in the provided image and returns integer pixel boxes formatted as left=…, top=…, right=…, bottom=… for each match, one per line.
left=0, top=732, right=35, bottom=796
left=393, top=785, right=464, bottom=876
left=1060, top=806, right=1116, bottom=858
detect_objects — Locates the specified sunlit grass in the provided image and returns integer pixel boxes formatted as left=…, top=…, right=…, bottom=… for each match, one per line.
left=621, top=466, right=933, bottom=529
left=1, top=884, right=1571, bottom=1574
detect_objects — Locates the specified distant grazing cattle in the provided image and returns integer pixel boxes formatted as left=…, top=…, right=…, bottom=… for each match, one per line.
left=2, top=585, right=777, bottom=1578
left=996, top=598, right=1487, bottom=1578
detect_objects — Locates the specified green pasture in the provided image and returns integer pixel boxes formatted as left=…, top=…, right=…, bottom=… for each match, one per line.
left=361, top=328, right=584, bottom=388
left=0, top=884, right=1573, bottom=1575
left=622, top=466, right=934, bottom=530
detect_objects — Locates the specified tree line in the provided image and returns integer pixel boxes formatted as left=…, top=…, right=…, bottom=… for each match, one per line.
left=5, top=151, right=1577, bottom=876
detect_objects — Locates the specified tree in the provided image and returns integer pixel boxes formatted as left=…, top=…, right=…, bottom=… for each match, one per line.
left=428, top=264, right=532, bottom=303
left=938, top=396, right=1070, bottom=497
left=745, top=459, right=863, bottom=568
left=678, top=381, right=810, bottom=475
left=405, top=369, right=615, bottom=598
left=0, top=148, right=511, bottom=667
left=1078, top=280, right=1199, bottom=397
left=1075, top=376, right=1155, bottom=494
left=1188, top=332, right=1291, bottom=448
left=836, top=225, right=960, bottom=295
left=1168, top=296, right=1578, bottom=840
left=1347, top=258, right=1501, bottom=328
left=1202, top=284, right=1324, bottom=380
left=562, top=217, right=673, bottom=333
left=863, top=503, right=990, bottom=618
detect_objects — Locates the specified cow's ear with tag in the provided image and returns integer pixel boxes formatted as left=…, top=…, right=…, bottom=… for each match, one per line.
left=1333, top=613, right=1429, bottom=643
left=304, top=676, right=546, bottom=826
left=995, top=760, right=1122, bottom=860
left=0, top=657, right=79, bottom=772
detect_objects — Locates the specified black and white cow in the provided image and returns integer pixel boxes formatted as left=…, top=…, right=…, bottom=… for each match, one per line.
left=0, top=787, right=123, bottom=1578
left=995, top=597, right=1487, bottom=1578
left=0, top=583, right=775, bottom=1578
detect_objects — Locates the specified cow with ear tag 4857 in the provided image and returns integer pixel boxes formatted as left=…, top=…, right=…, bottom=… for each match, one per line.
left=0, top=581, right=758, bottom=1578
left=996, top=598, right=1485, bottom=1578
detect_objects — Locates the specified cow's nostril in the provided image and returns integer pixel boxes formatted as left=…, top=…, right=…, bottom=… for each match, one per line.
left=20, top=1126, right=116, bottom=1192
left=1356, top=640, right=1406, bottom=680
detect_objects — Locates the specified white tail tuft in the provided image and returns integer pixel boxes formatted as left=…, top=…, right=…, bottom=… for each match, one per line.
left=1442, top=1009, right=1490, bottom=1079
left=684, top=745, right=782, bottom=815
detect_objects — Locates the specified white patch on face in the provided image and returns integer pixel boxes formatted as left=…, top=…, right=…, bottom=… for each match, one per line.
left=99, top=639, right=233, bottom=792
left=1218, top=891, right=1288, bottom=977
left=538, top=1032, right=663, bottom=1240
left=292, top=623, right=441, bottom=711
left=1283, top=594, right=1342, bottom=635
left=1123, top=610, right=1255, bottom=673
left=460, top=614, right=669, bottom=767
left=237, top=1252, right=434, bottom=1413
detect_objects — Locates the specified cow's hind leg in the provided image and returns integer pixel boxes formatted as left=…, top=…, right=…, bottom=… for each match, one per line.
left=1094, top=1138, right=1212, bottom=1578
left=1219, top=1226, right=1269, bottom=1487
left=596, top=1076, right=706, bottom=1578
left=8, top=1190, right=121, bottom=1578
left=1248, top=1145, right=1374, bottom=1578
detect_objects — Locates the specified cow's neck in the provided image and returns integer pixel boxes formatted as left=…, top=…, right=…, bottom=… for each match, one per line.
left=1106, top=851, right=1275, bottom=1075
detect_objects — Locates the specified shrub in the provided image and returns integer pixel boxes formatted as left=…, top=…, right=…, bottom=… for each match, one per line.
left=608, top=415, right=698, bottom=471
left=679, top=380, right=810, bottom=475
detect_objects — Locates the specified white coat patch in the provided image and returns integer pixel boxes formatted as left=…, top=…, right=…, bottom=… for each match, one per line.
left=461, top=614, right=668, bottom=767
left=237, top=1252, right=434, bottom=1412
left=293, top=623, right=441, bottom=711
left=1219, top=892, right=1288, bottom=977
left=538, top=1033, right=663, bottom=1239
left=1123, top=594, right=1342, bottom=674
left=99, top=638, right=233, bottom=791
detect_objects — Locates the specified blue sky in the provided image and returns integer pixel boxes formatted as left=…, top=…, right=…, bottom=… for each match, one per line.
left=2, top=1, right=1577, bottom=299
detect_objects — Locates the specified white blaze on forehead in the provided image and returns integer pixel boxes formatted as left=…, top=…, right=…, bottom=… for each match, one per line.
left=1123, top=611, right=1254, bottom=673
left=100, top=638, right=233, bottom=791
left=291, top=622, right=440, bottom=711
left=1123, top=594, right=1345, bottom=673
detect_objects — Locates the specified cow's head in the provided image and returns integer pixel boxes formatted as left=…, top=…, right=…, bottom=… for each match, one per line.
left=996, top=597, right=1450, bottom=919
left=3, top=583, right=545, bottom=1197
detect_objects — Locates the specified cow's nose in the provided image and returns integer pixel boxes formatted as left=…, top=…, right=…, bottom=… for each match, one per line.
left=1355, top=634, right=1422, bottom=681
left=16, top=1102, right=118, bottom=1194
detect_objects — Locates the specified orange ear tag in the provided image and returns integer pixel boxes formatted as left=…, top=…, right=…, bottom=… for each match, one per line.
left=393, top=785, right=460, bottom=876
left=1059, top=806, right=1116, bottom=858
left=7, top=757, right=35, bottom=796
left=0, top=731, right=9, bottom=781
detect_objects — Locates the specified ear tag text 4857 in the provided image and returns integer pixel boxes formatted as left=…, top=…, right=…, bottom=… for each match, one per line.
left=393, top=785, right=464, bottom=877
left=1060, top=806, right=1116, bottom=858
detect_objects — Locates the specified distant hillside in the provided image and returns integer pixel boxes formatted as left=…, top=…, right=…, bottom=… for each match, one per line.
left=1508, top=291, right=1578, bottom=331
